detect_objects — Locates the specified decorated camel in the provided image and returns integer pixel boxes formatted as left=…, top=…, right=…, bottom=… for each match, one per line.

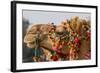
left=24, top=16, right=91, bottom=62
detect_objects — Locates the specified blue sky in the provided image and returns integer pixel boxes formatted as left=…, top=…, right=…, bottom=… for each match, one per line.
left=23, top=10, right=91, bottom=25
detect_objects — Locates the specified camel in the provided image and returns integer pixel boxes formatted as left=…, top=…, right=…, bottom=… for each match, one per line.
left=24, top=16, right=91, bottom=62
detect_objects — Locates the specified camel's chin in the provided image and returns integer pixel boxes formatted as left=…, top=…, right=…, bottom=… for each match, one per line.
left=26, top=43, right=36, bottom=49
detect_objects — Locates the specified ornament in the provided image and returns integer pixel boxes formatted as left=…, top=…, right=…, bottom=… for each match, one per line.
left=87, top=31, right=91, bottom=39
left=74, top=37, right=80, bottom=44
left=51, top=55, right=58, bottom=61
left=52, top=46, right=58, bottom=51
left=59, top=45, right=63, bottom=49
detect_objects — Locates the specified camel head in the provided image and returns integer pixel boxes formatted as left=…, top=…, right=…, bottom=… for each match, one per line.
left=24, top=23, right=55, bottom=49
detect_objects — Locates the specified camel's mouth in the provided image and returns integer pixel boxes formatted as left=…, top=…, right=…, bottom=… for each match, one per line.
left=24, top=33, right=37, bottom=48
left=24, top=34, right=36, bottom=43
